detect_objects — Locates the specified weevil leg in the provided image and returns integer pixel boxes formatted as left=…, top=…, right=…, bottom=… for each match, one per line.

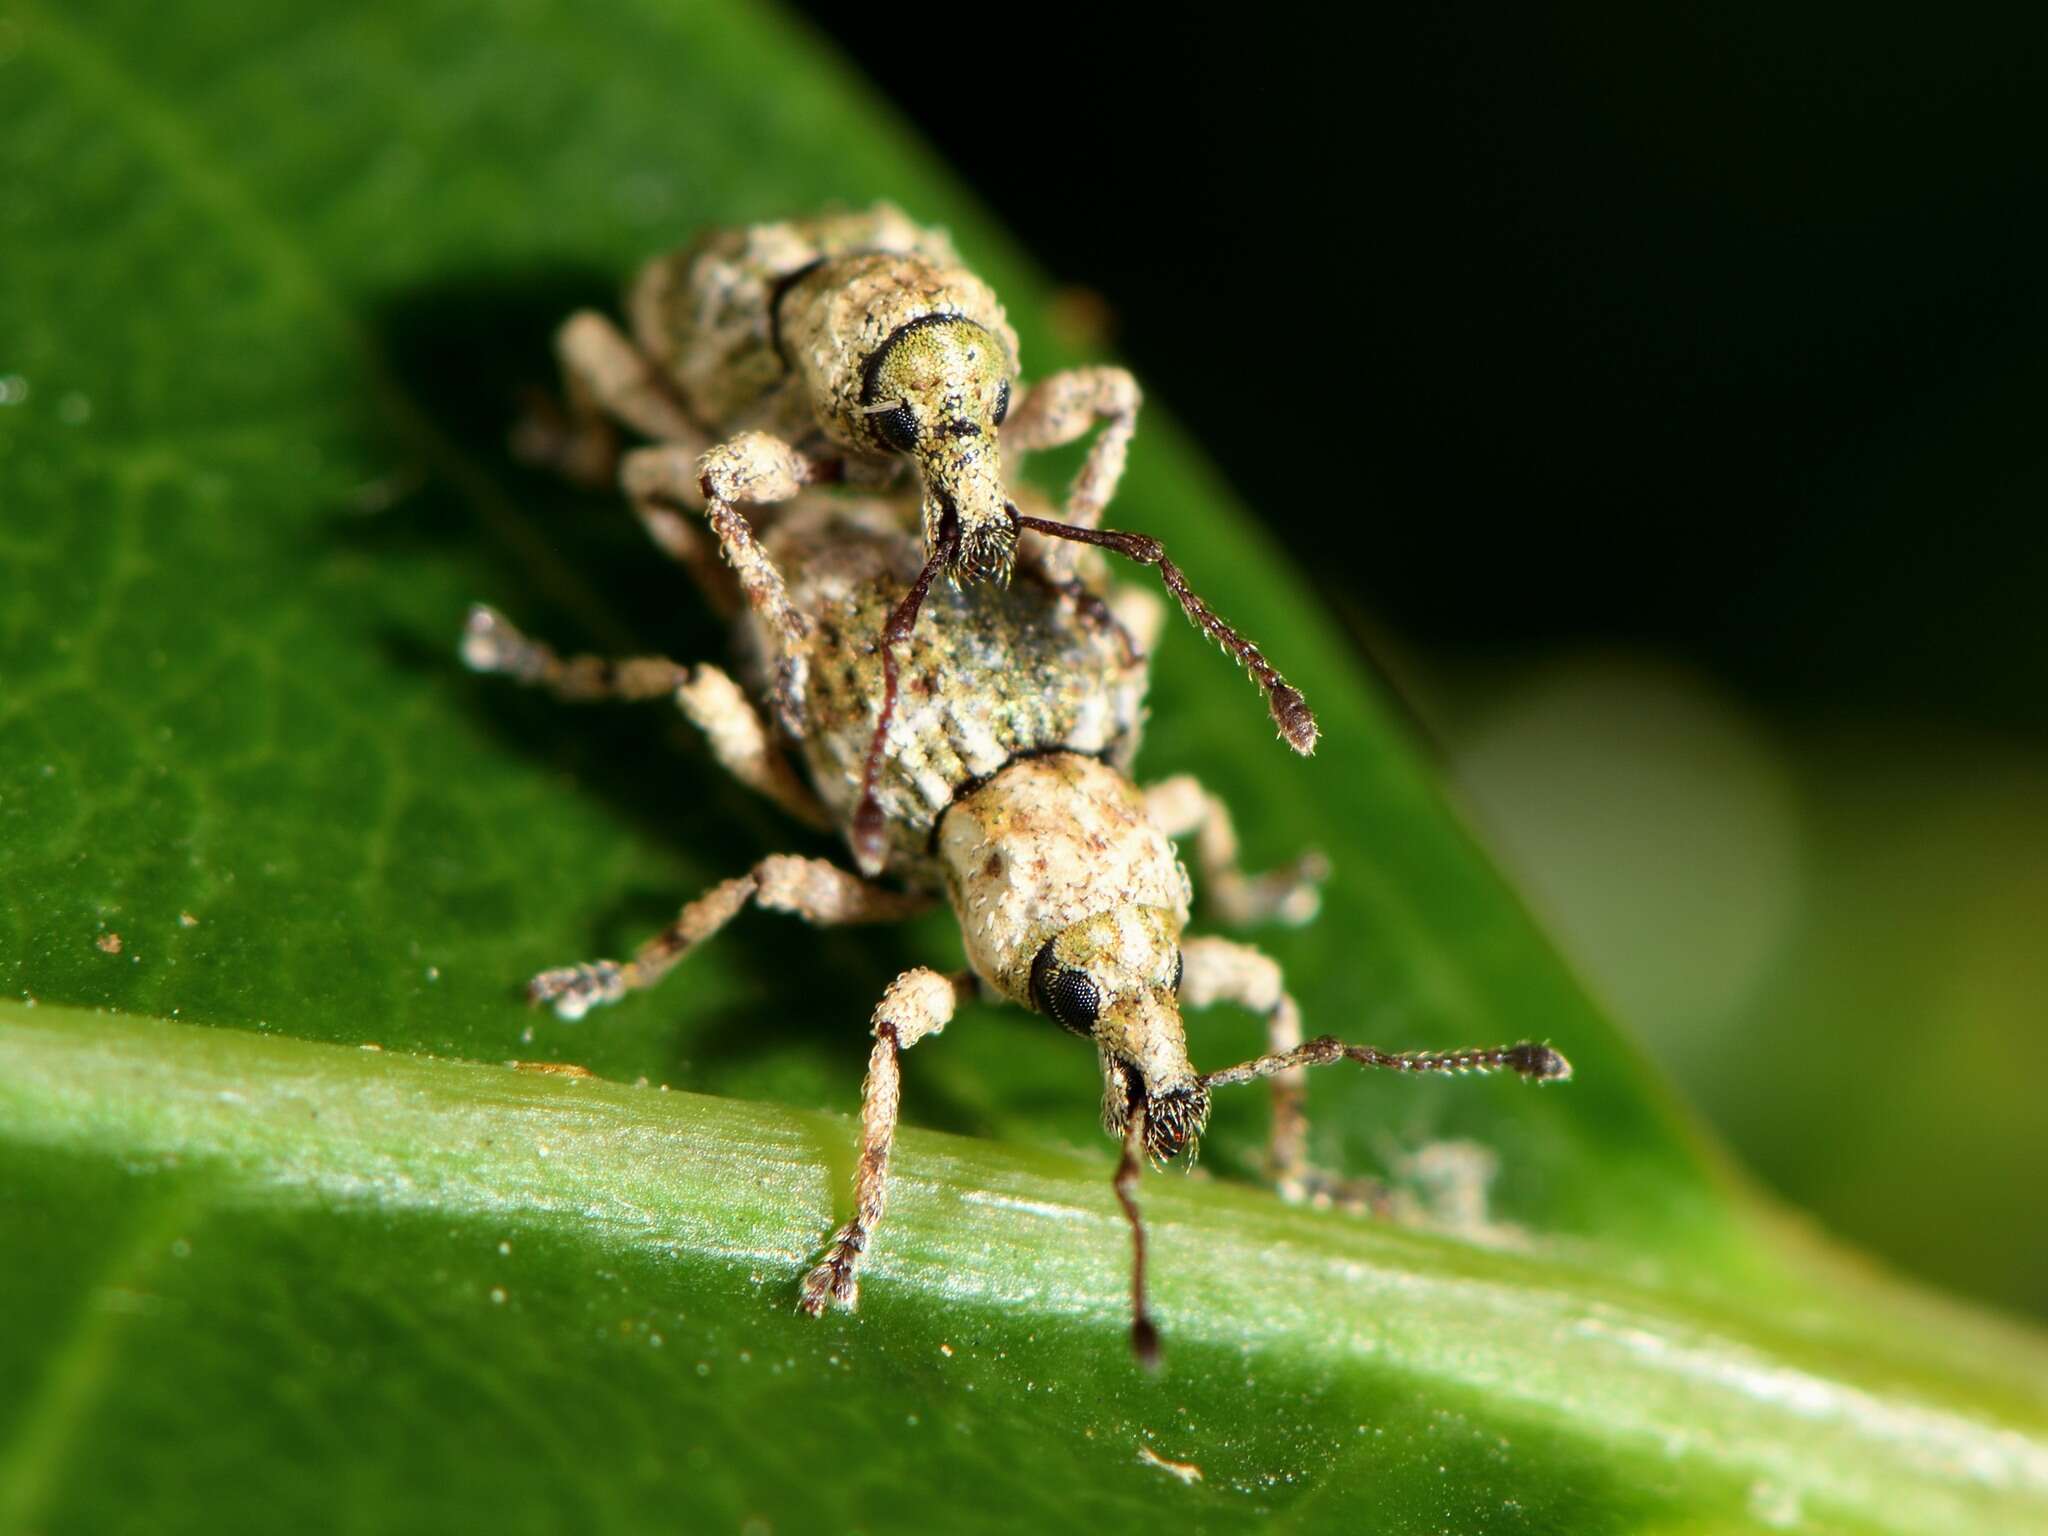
left=800, top=967, right=974, bottom=1316
left=1178, top=937, right=1316, bottom=1200
left=513, top=309, right=705, bottom=487
left=1003, top=366, right=1141, bottom=582
left=1144, top=776, right=1327, bottom=928
left=527, top=855, right=928, bottom=1020
left=671, top=663, right=832, bottom=829
left=615, top=444, right=744, bottom=619
left=461, top=606, right=829, bottom=829
left=510, top=313, right=738, bottom=615
left=623, top=435, right=827, bottom=696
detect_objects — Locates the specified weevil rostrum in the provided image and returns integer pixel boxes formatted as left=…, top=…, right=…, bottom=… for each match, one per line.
left=478, top=206, right=1571, bottom=1364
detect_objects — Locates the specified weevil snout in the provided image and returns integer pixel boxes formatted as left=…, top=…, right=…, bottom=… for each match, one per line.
left=861, top=315, right=1017, bottom=583
left=1026, top=907, right=1209, bottom=1159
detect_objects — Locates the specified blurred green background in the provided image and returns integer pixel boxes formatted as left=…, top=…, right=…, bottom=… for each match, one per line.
left=798, top=0, right=2048, bottom=1322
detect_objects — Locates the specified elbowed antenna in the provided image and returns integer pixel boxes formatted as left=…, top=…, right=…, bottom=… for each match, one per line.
left=1114, top=1038, right=1567, bottom=1368
left=1202, top=1036, right=1572, bottom=1091
left=1012, top=511, right=1318, bottom=754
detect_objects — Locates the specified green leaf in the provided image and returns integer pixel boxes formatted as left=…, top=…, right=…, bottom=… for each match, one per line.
left=1, top=3, right=2044, bottom=1533
left=6, top=1003, right=2048, bottom=1535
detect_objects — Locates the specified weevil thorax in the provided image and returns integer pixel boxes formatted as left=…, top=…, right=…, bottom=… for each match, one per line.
left=777, top=255, right=1020, bottom=584
left=632, top=204, right=948, bottom=433
left=938, top=754, right=1210, bottom=1159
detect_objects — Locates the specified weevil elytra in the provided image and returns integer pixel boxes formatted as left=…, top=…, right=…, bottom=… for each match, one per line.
left=515, top=203, right=1318, bottom=875
left=472, top=423, right=1568, bottom=1361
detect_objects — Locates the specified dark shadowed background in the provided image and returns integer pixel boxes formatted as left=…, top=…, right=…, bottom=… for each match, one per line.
left=793, top=0, right=2048, bottom=1321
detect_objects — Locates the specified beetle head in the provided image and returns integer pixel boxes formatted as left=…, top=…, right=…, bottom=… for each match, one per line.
left=861, top=316, right=1017, bottom=584
left=1028, top=906, right=1209, bottom=1161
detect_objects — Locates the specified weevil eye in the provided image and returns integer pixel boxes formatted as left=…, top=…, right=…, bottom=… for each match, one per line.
left=873, top=401, right=920, bottom=453
left=992, top=379, right=1011, bottom=427
left=1172, top=948, right=1184, bottom=995
left=1030, top=940, right=1101, bottom=1036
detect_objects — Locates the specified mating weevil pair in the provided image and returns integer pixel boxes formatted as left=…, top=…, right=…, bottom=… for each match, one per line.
left=476, top=204, right=1570, bottom=1365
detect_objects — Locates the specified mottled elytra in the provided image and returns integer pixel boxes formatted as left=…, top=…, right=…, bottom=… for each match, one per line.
left=479, top=207, right=1571, bottom=1364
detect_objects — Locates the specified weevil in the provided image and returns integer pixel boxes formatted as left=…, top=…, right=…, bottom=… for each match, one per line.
left=466, top=475, right=1569, bottom=1363
left=515, top=203, right=1317, bottom=874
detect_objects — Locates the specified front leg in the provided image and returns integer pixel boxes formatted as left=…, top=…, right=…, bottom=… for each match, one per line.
left=1145, top=775, right=1327, bottom=927
left=623, top=435, right=827, bottom=724
left=1004, top=366, right=1141, bottom=581
left=800, top=968, right=973, bottom=1315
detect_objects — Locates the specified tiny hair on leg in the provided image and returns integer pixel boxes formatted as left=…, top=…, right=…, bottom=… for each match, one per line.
left=527, top=855, right=928, bottom=1021
left=800, top=968, right=971, bottom=1315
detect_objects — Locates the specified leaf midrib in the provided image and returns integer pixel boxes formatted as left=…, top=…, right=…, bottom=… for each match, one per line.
left=7, top=1002, right=2048, bottom=1535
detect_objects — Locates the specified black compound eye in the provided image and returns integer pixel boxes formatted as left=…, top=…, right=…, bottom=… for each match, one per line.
left=873, top=401, right=919, bottom=453
left=992, top=379, right=1011, bottom=427
left=1029, top=941, right=1101, bottom=1036
left=1172, top=949, right=1184, bottom=996
left=1048, top=969, right=1101, bottom=1035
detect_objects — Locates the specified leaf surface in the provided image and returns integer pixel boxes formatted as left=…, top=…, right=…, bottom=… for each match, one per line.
left=2, top=3, right=2045, bottom=1532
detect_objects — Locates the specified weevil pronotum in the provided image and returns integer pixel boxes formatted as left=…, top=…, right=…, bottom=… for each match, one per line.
left=514, top=203, right=1318, bottom=875
left=473, top=475, right=1567, bottom=1364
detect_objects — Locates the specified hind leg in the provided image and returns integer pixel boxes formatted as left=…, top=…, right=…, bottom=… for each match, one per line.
left=461, top=605, right=827, bottom=828
left=509, top=311, right=740, bottom=617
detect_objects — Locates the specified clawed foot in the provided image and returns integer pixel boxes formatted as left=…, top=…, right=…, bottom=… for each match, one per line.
left=798, top=1228, right=863, bottom=1316
left=526, top=960, right=626, bottom=1021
